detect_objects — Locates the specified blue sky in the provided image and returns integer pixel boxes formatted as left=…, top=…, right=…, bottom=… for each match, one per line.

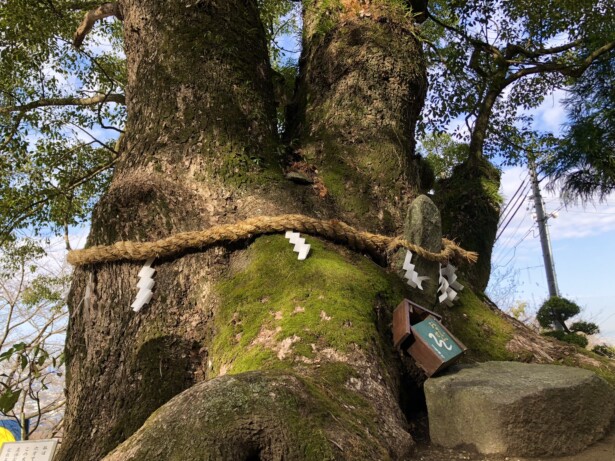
left=488, top=94, right=615, bottom=345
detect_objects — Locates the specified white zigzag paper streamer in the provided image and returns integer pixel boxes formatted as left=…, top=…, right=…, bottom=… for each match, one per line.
left=132, top=258, right=155, bottom=312
left=441, top=263, right=464, bottom=292
left=438, top=263, right=464, bottom=306
left=284, top=231, right=311, bottom=260
left=402, top=251, right=430, bottom=290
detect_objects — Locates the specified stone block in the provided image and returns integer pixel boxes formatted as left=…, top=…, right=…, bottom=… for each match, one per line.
left=424, top=361, right=615, bottom=457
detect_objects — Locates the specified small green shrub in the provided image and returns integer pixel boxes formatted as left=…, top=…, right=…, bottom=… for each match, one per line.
left=570, top=321, right=600, bottom=335
left=542, top=330, right=589, bottom=348
left=593, top=344, right=615, bottom=359
left=536, top=297, right=581, bottom=329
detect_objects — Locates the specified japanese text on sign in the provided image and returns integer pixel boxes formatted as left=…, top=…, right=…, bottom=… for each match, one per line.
left=0, top=439, right=58, bottom=461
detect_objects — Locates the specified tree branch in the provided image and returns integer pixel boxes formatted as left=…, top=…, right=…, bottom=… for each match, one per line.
left=504, top=40, right=582, bottom=60
left=0, top=93, right=125, bottom=115
left=73, top=2, right=123, bottom=49
left=505, top=40, right=615, bottom=84
left=0, top=156, right=118, bottom=243
left=426, top=9, right=502, bottom=60
left=0, top=112, right=24, bottom=151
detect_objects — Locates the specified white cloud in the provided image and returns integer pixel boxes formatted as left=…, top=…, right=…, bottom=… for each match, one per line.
left=531, top=89, right=568, bottom=135
left=495, top=167, right=615, bottom=250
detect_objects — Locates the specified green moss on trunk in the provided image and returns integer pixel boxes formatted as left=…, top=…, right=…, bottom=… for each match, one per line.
left=287, top=0, right=427, bottom=232
left=212, top=235, right=409, bottom=375
left=435, top=157, right=502, bottom=291
left=103, top=371, right=401, bottom=461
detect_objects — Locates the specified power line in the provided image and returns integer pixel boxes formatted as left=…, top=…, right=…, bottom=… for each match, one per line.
left=496, top=206, right=530, bottom=250
left=496, top=190, right=531, bottom=242
left=498, top=182, right=531, bottom=231
left=492, top=224, right=536, bottom=268
left=499, top=174, right=529, bottom=218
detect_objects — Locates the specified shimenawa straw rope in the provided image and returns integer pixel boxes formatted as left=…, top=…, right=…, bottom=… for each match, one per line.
left=67, top=214, right=478, bottom=266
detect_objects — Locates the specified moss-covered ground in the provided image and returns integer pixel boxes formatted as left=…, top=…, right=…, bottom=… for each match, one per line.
left=211, top=235, right=409, bottom=375
left=445, top=288, right=515, bottom=362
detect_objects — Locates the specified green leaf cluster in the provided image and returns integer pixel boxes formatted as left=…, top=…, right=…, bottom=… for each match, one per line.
left=417, top=132, right=469, bottom=179
left=537, top=296, right=600, bottom=349
left=420, top=0, right=615, bottom=168
left=0, top=0, right=125, bottom=244
left=544, top=55, right=615, bottom=202
left=536, top=296, right=582, bottom=328
left=258, top=0, right=301, bottom=67
left=543, top=330, right=589, bottom=348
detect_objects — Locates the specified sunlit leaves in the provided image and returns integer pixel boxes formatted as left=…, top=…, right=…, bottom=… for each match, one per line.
left=0, top=0, right=125, bottom=243
left=419, top=0, right=615, bottom=168
left=258, top=0, right=301, bottom=66
left=418, top=132, right=469, bottom=179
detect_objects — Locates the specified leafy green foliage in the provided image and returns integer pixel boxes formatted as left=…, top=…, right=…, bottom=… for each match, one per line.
left=258, top=0, right=301, bottom=66
left=418, top=132, right=469, bottom=179
left=537, top=297, right=599, bottom=349
left=544, top=55, right=615, bottom=202
left=420, top=0, right=615, bottom=165
left=570, top=321, right=600, bottom=336
left=536, top=296, right=581, bottom=329
left=0, top=0, right=125, bottom=244
left=0, top=388, right=22, bottom=414
left=543, top=330, right=589, bottom=348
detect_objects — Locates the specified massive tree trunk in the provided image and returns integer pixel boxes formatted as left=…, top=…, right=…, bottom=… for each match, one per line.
left=287, top=0, right=427, bottom=233
left=58, top=1, right=427, bottom=460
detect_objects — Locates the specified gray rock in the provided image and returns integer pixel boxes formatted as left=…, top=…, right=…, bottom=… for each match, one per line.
left=424, top=361, right=615, bottom=457
left=402, top=195, right=442, bottom=303
left=285, top=171, right=313, bottom=184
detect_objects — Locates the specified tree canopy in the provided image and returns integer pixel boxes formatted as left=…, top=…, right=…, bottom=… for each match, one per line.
left=0, top=0, right=125, bottom=243
left=421, top=0, right=615, bottom=168
left=544, top=53, right=615, bottom=202
left=1, top=0, right=614, bottom=246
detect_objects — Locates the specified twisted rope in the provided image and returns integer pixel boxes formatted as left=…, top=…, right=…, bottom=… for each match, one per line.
left=67, top=214, right=478, bottom=266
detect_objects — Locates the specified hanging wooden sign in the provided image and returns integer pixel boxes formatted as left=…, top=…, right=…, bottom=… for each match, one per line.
left=392, top=299, right=466, bottom=377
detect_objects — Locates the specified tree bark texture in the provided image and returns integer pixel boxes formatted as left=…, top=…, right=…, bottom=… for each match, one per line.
left=59, top=1, right=427, bottom=460
left=287, top=0, right=427, bottom=234
left=438, top=79, right=505, bottom=292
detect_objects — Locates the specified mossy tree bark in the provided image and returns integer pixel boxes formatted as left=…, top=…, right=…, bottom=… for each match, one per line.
left=435, top=156, right=501, bottom=292
left=287, top=0, right=427, bottom=233
left=59, top=1, right=428, bottom=460
left=436, top=74, right=506, bottom=292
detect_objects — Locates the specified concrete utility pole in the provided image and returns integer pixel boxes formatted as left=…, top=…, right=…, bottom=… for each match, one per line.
left=528, top=157, right=564, bottom=330
left=529, top=158, right=560, bottom=298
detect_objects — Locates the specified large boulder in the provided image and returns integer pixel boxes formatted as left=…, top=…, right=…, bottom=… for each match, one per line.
left=424, top=361, right=615, bottom=457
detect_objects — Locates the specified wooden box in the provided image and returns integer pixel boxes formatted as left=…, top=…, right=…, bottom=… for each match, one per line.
left=392, top=299, right=467, bottom=377
left=392, top=299, right=442, bottom=349
left=407, top=316, right=467, bottom=376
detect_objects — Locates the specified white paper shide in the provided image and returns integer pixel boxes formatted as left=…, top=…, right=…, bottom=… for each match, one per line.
left=438, top=263, right=464, bottom=306
left=402, top=251, right=430, bottom=290
left=132, top=258, right=156, bottom=312
left=285, top=231, right=311, bottom=260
